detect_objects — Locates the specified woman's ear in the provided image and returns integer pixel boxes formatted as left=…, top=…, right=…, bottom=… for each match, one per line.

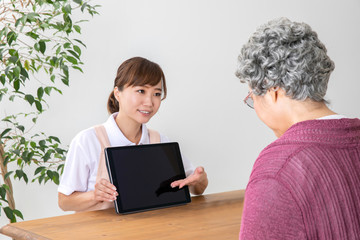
left=113, top=87, right=121, bottom=102
left=268, top=87, right=279, bottom=103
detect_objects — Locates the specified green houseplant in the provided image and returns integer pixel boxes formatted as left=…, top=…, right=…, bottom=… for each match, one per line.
left=0, top=0, right=99, bottom=223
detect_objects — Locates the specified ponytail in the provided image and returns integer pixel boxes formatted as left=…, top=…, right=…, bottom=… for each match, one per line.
left=107, top=91, right=119, bottom=114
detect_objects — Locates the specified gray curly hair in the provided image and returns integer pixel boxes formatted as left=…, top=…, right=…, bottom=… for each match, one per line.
left=235, top=18, right=335, bottom=102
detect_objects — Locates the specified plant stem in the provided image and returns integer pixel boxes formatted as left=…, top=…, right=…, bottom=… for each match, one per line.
left=0, top=143, right=16, bottom=213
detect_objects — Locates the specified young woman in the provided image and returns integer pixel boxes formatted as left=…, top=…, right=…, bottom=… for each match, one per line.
left=58, top=57, right=208, bottom=212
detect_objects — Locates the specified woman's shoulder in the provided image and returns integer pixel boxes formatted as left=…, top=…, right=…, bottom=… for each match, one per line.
left=69, top=125, right=99, bottom=148
left=250, top=141, right=305, bottom=180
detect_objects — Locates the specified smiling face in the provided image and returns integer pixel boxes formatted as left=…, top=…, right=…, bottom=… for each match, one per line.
left=114, top=81, right=163, bottom=125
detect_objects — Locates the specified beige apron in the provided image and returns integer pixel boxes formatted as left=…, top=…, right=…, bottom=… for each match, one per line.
left=93, top=125, right=161, bottom=210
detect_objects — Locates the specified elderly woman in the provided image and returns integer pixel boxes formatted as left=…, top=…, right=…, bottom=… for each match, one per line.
left=236, top=18, right=360, bottom=239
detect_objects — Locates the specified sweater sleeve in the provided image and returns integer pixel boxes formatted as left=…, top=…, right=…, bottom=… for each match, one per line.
left=239, top=178, right=307, bottom=240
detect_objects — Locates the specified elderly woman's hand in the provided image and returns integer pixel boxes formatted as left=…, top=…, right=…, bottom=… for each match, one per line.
left=170, top=166, right=208, bottom=195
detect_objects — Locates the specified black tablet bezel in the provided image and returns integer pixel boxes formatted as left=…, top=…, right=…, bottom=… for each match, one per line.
left=104, top=142, right=191, bottom=214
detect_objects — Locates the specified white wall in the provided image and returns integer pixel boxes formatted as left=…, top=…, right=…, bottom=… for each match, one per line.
left=1, top=0, right=360, bottom=228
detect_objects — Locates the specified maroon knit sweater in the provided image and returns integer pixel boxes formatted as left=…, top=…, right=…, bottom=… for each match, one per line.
left=239, top=118, right=360, bottom=240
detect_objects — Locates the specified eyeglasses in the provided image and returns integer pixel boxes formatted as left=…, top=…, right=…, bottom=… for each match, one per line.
left=243, top=91, right=254, bottom=109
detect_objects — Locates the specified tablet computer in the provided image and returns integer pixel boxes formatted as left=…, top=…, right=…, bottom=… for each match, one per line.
left=104, top=142, right=191, bottom=214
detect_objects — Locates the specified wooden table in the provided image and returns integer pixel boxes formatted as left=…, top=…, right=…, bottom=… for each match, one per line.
left=0, top=190, right=244, bottom=240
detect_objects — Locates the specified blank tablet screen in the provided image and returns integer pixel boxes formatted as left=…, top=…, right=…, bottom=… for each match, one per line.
left=105, top=142, right=191, bottom=214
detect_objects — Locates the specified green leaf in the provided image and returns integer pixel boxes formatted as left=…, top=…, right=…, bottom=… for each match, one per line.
left=16, top=170, right=24, bottom=179
left=24, top=60, right=30, bottom=70
left=13, top=80, right=20, bottom=91
left=25, top=94, right=35, bottom=105
left=40, top=22, right=49, bottom=29
left=65, top=56, right=77, bottom=64
left=53, top=87, right=63, bottom=94
left=30, top=141, right=36, bottom=148
left=44, top=86, right=52, bottom=95
left=34, top=42, right=40, bottom=52
left=9, top=55, right=18, bottom=64
left=63, top=4, right=72, bottom=14
left=35, top=166, right=45, bottom=175
left=57, top=163, right=64, bottom=170
left=56, top=46, right=61, bottom=55
left=4, top=171, right=13, bottom=180
left=73, top=25, right=81, bottom=33
left=81, top=2, right=88, bottom=12
left=35, top=100, right=43, bottom=112
left=9, top=49, right=17, bottom=56
left=47, top=170, right=53, bottom=179
left=0, top=128, right=11, bottom=138
left=2, top=184, right=10, bottom=191
left=73, top=45, right=81, bottom=56
left=15, top=18, right=22, bottom=28
left=13, top=66, right=21, bottom=78
left=5, top=66, right=11, bottom=75
left=38, top=174, right=45, bottom=184
left=3, top=207, right=16, bottom=223
left=50, top=75, right=56, bottom=82
left=74, top=39, right=86, bottom=48
left=73, top=0, right=82, bottom=4
left=67, top=50, right=79, bottom=59
left=63, top=43, right=71, bottom=49
left=55, top=148, right=65, bottom=154
left=72, top=66, right=83, bottom=73
left=0, top=186, right=6, bottom=199
left=49, top=136, right=60, bottom=143
left=37, top=87, right=44, bottom=100
left=12, top=209, right=24, bottom=220
left=43, top=151, right=51, bottom=162
left=13, top=149, right=21, bottom=156
left=39, top=140, right=46, bottom=147
left=20, top=67, right=29, bottom=79
left=16, top=125, right=25, bottom=132
left=3, top=155, right=10, bottom=165
left=7, top=31, right=17, bottom=46
left=21, top=150, right=29, bottom=162
left=23, top=173, right=29, bottom=183
left=0, top=74, right=5, bottom=85
left=21, top=15, right=28, bottom=25
left=53, top=171, right=60, bottom=185
left=61, top=65, right=69, bottom=77
left=61, top=77, right=69, bottom=86
left=25, top=32, right=39, bottom=40
left=39, top=40, right=46, bottom=54
left=26, top=13, right=39, bottom=21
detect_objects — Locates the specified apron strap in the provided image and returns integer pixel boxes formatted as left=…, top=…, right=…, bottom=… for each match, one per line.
left=148, top=128, right=161, bottom=143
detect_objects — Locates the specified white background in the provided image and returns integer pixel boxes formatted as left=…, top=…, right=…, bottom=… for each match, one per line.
left=1, top=0, right=360, bottom=230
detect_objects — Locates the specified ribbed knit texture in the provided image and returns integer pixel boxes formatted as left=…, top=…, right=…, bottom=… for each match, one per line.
left=239, top=118, right=360, bottom=240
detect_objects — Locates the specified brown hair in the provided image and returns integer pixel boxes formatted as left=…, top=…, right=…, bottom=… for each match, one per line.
left=107, top=57, right=167, bottom=114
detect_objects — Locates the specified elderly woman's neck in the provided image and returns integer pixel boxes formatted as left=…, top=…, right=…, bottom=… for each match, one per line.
left=288, top=99, right=336, bottom=124
left=275, top=99, right=336, bottom=137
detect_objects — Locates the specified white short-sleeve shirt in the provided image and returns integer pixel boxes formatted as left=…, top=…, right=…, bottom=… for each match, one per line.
left=58, top=113, right=195, bottom=195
